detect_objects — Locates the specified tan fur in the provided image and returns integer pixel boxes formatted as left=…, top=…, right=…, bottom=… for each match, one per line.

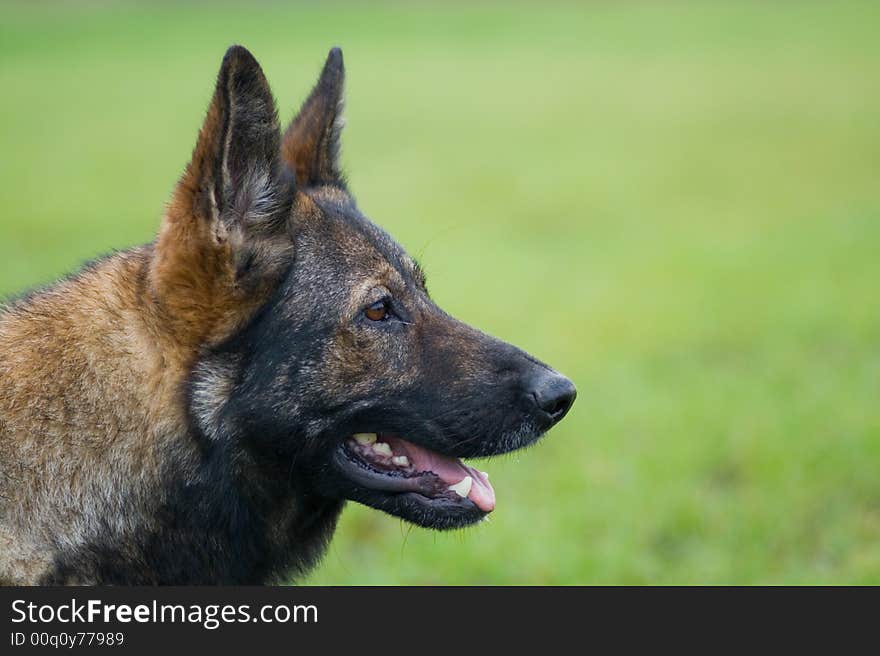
left=1, top=251, right=159, bottom=582
left=0, top=181, right=282, bottom=585
left=0, top=45, right=323, bottom=581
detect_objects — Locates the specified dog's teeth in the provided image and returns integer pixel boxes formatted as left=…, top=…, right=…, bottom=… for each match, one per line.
left=448, top=476, right=473, bottom=498
left=372, top=442, right=392, bottom=457
left=391, top=455, right=410, bottom=467
left=353, top=433, right=377, bottom=445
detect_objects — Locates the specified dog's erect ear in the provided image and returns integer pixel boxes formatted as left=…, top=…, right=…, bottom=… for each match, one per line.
left=156, top=47, right=296, bottom=345
left=281, top=47, right=346, bottom=188
left=176, top=45, right=294, bottom=237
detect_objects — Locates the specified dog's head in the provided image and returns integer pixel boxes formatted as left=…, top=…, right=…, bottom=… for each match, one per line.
left=168, top=46, right=575, bottom=530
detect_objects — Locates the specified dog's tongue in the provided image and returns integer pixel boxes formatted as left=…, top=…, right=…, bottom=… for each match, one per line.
left=386, top=437, right=496, bottom=512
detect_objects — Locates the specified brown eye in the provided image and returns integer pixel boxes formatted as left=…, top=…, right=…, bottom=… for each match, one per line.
left=364, top=299, right=390, bottom=322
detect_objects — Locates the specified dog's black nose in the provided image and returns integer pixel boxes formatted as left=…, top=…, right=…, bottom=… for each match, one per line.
left=529, top=369, right=576, bottom=427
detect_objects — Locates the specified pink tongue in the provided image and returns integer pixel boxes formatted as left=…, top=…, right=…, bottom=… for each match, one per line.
left=385, top=437, right=496, bottom=512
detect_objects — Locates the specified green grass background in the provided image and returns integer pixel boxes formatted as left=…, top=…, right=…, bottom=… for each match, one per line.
left=1, top=1, right=878, bottom=584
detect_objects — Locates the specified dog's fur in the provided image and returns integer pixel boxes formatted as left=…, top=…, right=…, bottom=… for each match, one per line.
left=0, top=47, right=575, bottom=584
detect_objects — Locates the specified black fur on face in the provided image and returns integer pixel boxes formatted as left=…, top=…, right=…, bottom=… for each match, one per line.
left=190, top=191, right=574, bottom=530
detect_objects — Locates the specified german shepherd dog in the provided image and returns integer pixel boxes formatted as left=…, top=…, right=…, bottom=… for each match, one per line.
left=0, top=47, right=576, bottom=584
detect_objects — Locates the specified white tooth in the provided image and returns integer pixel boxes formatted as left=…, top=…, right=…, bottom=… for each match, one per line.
left=392, top=455, right=410, bottom=467
left=353, top=433, right=377, bottom=445
left=372, top=442, right=393, bottom=457
left=448, top=476, right=473, bottom=498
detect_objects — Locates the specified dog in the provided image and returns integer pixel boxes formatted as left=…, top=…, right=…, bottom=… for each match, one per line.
left=0, top=46, right=576, bottom=584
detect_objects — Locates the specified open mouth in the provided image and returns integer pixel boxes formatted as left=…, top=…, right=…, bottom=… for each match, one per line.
left=333, top=432, right=496, bottom=519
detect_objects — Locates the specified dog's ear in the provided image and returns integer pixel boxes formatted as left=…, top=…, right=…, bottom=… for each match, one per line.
left=176, top=45, right=294, bottom=237
left=156, top=46, right=295, bottom=345
left=281, top=47, right=346, bottom=188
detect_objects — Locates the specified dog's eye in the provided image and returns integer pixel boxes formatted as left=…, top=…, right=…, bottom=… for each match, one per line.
left=364, top=299, right=390, bottom=322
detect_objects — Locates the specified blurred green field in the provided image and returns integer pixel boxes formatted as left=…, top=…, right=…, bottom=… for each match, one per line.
left=1, top=1, right=879, bottom=584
